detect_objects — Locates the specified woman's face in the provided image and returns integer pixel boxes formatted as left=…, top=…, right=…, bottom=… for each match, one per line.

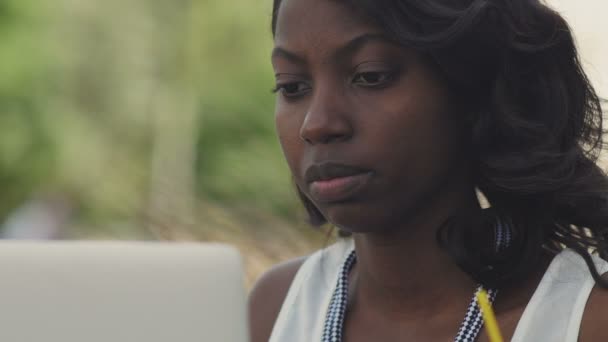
left=272, top=0, right=471, bottom=232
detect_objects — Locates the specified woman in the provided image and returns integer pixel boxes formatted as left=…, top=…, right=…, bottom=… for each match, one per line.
left=250, top=0, right=608, bottom=341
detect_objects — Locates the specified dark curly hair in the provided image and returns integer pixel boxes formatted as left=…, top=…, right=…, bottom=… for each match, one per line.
left=271, top=0, right=608, bottom=288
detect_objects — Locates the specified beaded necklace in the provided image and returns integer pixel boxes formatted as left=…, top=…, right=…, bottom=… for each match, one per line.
left=321, top=219, right=512, bottom=342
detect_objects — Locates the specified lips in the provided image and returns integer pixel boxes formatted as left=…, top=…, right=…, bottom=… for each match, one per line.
left=305, top=162, right=373, bottom=203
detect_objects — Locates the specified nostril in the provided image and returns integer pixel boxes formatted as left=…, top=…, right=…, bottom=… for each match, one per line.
left=299, top=100, right=353, bottom=145
left=323, top=133, right=350, bottom=144
left=299, top=115, right=353, bottom=145
left=300, top=135, right=313, bottom=144
left=300, top=131, right=351, bottom=145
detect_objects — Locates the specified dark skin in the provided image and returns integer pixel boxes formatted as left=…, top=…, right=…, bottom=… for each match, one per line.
left=249, top=0, right=608, bottom=340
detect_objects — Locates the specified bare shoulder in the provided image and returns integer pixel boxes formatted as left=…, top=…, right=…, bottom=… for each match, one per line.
left=248, top=255, right=308, bottom=342
left=579, top=273, right=608, bottom=341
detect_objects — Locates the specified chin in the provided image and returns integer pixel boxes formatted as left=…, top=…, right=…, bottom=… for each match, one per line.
left=322, top=201, right=397, bottom=234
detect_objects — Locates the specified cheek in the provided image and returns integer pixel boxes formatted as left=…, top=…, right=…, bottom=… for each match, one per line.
left=275, top=109, right=304, bottom=175
left=359, top=78, right=464, bottom=187
left=363, top=94, right=458, bottom=150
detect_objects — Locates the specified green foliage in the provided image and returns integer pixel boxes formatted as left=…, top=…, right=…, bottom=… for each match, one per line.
left=0, top=0, right=301, bottom=231
left=193, top=0, right=300, bottom=218
left=0, top=0, right=56, bottom=218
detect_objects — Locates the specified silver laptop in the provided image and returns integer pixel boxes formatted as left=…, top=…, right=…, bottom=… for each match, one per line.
left=0, top=241, right=248, bottom=342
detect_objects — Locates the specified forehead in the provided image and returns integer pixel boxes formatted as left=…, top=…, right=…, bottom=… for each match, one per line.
left=274, top=0, right=379, bottom=50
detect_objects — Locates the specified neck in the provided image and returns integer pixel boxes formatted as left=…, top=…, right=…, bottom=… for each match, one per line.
left=349, top=185, right=482, bottom=321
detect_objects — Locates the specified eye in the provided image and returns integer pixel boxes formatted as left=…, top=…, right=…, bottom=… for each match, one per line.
left=272, top=82, right=311, bottom=98
left=352, top=71, right=394, bottom=87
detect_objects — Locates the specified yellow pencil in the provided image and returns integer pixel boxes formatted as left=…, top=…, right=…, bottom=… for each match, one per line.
left=476, top=289, right=504, bottom=342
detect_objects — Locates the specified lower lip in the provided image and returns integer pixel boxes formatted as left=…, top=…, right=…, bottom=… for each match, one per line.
left=309, top=172, right=373, bottom=203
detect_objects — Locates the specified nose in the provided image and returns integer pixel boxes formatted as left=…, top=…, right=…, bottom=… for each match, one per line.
left=299, top=89, right=353, bottom=145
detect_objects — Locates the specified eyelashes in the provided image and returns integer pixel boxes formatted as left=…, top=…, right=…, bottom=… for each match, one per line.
left=352, top=71, right=395, bottom=87
left=272, top=70, right=397, bottom=100
left=271, top=82, right=311, bottom=98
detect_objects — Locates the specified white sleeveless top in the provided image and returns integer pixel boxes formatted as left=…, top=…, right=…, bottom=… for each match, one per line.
left=269, top=238, right=608, bottom=342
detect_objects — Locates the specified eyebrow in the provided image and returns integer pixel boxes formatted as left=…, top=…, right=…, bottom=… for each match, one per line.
left=271, top=33, right=398, bottom=65
left=271, top=47, right=306, bottom=65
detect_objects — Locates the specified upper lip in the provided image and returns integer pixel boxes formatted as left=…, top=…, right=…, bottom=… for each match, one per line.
left=304, top=162, right=371, bottom=183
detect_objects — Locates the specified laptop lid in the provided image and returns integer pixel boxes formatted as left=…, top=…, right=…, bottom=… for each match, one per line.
left=0, top=241, right=248, bottom=342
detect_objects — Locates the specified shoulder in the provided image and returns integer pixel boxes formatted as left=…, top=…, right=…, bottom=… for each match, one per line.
left=248, top=255, right=308, bottom=342
left=579, top=273, right=608, bottom=341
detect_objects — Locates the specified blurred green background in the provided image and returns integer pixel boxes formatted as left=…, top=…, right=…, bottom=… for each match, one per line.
left=0, top=0, right=328, bottom=285
left=0, top=0, right=605, bottom=285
